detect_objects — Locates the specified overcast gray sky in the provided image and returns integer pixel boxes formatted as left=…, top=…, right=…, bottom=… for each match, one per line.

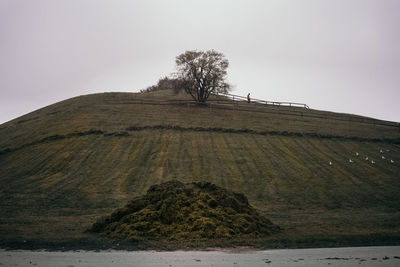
left=1, top=0, right=399, bottom=124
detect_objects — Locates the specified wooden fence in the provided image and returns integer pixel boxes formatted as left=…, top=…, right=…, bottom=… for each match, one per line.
left=217, top=93, right=310, bottom=109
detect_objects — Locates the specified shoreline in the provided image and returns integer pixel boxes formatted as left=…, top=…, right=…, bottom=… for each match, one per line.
left=2, top=234, right=400, bottom=252
left=1, top=245, right=400, bottom=254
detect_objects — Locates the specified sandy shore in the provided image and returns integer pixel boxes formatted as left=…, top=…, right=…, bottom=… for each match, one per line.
left=1, top=246, right=400, bottom=267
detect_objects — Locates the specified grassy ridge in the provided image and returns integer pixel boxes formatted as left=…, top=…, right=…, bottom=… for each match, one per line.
left=1, top=91, right=398, bottom=151
left=0, top=91, right=399, bottom=248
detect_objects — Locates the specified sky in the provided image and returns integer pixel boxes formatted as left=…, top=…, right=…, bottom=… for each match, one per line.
left=1, top=0, right=399, bottom=124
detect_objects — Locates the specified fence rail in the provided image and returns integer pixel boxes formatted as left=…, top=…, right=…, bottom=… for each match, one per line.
left=216, top=93, right=310, bottom=109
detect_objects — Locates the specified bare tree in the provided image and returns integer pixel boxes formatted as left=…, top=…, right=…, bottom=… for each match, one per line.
left=175, top=50, right=231, bottom=104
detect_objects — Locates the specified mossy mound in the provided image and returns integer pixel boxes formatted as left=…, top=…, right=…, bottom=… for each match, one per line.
left=89, top=180, right=280, bottom=241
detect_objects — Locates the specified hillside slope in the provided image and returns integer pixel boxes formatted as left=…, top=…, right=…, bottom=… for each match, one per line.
left=0, top=91, right=399, bottom=248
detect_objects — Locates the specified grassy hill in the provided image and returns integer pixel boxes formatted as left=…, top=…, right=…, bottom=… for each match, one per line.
left=0, top=90, right=399, bottom=249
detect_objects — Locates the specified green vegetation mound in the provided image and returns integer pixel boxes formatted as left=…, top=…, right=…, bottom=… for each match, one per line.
left=89, top=180, right=280, bottom=241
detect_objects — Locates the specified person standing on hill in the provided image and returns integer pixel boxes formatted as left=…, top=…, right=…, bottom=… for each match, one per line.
left=247, top=93, right=251, bottom=103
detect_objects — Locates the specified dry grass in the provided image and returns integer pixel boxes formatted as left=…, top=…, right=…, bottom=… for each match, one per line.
left=0, top=91, right=399, bottom=249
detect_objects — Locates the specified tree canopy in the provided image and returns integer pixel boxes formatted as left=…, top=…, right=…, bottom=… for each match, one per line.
left=175, top=50, right=231, bottom=103
left=140, top=76, right=184, bottom=94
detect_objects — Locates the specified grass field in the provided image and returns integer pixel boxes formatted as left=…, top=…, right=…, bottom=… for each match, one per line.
left=0, top=90, right=399, bottom=249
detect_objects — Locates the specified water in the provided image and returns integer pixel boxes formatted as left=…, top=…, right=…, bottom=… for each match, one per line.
left=1, top=246, right=399, bottom=266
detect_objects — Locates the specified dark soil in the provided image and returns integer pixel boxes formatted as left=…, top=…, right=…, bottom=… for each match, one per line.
left=88, top=180, right=281, bottom=241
